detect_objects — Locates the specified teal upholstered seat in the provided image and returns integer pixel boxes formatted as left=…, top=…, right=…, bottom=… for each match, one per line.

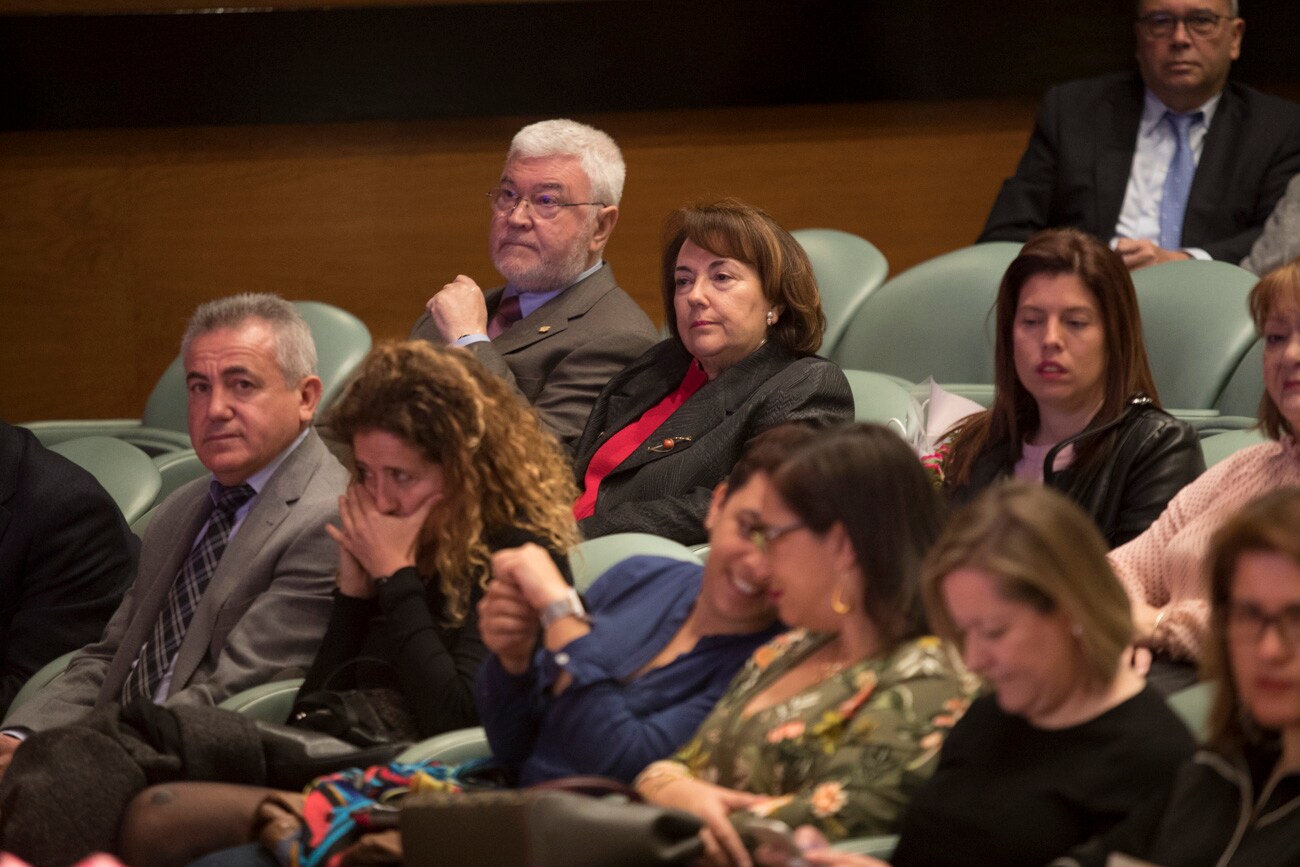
left=1130, top=260, right=1259, bottom=412
left=830, top=242, right=1022, bottom=395
left=792, top=228, right=889, bottom=358
left=48, top=436, right=161, bottom=526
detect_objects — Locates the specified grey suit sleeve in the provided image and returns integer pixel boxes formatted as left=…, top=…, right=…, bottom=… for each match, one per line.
left=979, top=87, right=1063, bottom=243
left=1241, top=174, right=1300, bottom=274
left=466, top=329, right=657, bottom=447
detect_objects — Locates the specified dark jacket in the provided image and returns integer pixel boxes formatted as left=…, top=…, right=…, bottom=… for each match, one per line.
left=979, top=72, right=1300, bottom=263
left=1061, top=746, right=1300, bottom=867
left=572, top=340, right=853, bottom=545
left=948, top=397, right=1204, bottom=548
left=0, top=421, right=137, bottom=715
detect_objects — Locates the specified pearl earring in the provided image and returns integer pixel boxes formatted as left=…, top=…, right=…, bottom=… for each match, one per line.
left=765, top=310, right=775, bottom=326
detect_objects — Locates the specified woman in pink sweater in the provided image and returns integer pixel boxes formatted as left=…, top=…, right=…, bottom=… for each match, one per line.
left=1112, top=257, right=1300, bottom=693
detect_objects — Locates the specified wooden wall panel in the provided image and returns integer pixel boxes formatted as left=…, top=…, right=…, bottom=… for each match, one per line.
left=0, top=99, right=1034, bottom=423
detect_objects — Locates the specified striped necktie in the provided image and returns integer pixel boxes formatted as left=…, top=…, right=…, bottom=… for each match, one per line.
left=121, top=481, right=255, bottom=702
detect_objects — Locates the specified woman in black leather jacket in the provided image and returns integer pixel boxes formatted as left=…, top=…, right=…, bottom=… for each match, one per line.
left=942, top=228, right=1203, bottom=548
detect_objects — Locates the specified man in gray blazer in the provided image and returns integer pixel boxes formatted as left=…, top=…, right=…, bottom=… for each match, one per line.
left=0, top=294, right=347, bottom=774
left=411, top=119, right=658, bottom=447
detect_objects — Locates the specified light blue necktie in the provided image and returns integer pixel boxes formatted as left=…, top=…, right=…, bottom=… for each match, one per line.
left=1158, top=111, right=1202, bottom=250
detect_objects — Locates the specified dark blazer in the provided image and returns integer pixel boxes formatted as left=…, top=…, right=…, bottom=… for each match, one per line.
left=573, top=340, right=853, bottom=545
left=947, top=399, right=1204, bottom=548
left=0, top=421, right=136, bottom=716
left=5, top=429, right=349, bottom=732
left=411, top=263, right=659, bottom=447
left=979, top=73, right=1300, bottom=263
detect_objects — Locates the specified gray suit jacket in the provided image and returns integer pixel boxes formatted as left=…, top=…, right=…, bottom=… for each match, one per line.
left=980, top=73, right=1300, bottom=263
left=411, top=264, right=658, bottom=446
left=5, top=429, right=348, bottom=732
left=1242, top=172, right=1300, bottom=275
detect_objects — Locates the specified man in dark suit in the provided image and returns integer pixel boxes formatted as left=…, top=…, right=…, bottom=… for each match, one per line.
left=411, top=119, right=658, bottom=446
left=0, top=294, right=347, bottom=774
left=980, top=0, right=1300, bottom=269
left=0, top=420, right=137, bottom=717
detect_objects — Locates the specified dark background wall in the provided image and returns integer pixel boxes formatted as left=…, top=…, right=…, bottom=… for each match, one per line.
left=1, top=1, right=1295, bottom=423
left=4, top=0, right=1297, bottom=130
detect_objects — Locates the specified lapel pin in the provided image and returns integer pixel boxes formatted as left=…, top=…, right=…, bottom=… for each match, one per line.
left=537, top=325, right=552, bottom=333
left=648, top=436, right=693, bottom=453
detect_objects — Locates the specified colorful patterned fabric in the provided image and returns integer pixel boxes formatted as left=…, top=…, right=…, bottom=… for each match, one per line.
left=272, top=758, right=497, bottom=867
left=669, top=629, right=977, bottom=840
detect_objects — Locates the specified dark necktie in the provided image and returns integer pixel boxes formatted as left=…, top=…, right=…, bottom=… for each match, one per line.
left=1158, top=110, right=1202, bottom=250
left=121, top=481, right=256, bottom=702
left=486, top=293, right=523, bottom=340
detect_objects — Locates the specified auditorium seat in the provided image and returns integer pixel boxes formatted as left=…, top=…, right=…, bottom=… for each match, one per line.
left=829, top=242, right=1022, bottom=396
left=48, top=435, right=161, bottom=526
left=1130, top=259, right=1259, bottom=412
left=1200, top=427, right=1269, bottom=467
left=792, top=228, right=889, bottom=358
left=568, top=532, right=703, bottom=593
left=843, top=369, right=922, bottom=442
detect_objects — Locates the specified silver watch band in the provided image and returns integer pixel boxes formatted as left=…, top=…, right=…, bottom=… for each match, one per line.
left=539, top=588, right=588, bottom=629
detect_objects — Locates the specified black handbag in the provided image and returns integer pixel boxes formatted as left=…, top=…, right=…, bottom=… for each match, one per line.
left=256, top=719, right=408, bottom=790
left=289, top=656, right=421, bottom=748
left=399, top=789, right=705, bottom=867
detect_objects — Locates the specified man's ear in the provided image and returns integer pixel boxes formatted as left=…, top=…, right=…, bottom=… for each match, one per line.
left=590, top=205, right=619, bottom=254
left=297, top=375, right=324, bottom=425
left=704, top=481, right=729, bottom=531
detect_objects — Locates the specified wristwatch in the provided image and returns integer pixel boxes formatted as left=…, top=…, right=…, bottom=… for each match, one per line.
left=539, top=588, right=590, bottom=629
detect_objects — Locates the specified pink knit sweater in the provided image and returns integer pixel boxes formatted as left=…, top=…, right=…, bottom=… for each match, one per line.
left=1109, top=436, right=1300, bottom=662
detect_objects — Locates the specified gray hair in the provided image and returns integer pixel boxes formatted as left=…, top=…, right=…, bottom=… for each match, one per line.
left=506, top=119, right=626, bottom=206
left=1138, top=0, right=1238, bottom=16
left=181, top=293, right=318, bottom=385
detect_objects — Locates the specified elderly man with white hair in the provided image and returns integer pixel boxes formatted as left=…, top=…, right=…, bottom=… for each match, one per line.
left=412, top=118, right=658, bottom=446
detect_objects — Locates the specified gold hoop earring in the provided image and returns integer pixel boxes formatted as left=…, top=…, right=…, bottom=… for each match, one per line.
left=831, top=585, right=853, bottom=615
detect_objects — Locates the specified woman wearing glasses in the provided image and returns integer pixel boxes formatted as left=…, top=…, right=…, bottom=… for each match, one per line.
left=1068, top=487, right=1300, bottom=867
left=764, top=484, right=1196, bottom=867
left=571, top=199, right=853, bottom=546
left=636, top=423, right=976, bottom=866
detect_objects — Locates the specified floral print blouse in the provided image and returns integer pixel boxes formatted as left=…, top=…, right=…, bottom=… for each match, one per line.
left=669, top=629, right=976, bottom=840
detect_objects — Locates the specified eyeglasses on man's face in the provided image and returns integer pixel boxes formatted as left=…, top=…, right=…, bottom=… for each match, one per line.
left=1136, top=10, right=1230, bottom=39
left=1227, top=602, right=1300, bottom=653
left=486, top=188, right=606, bottom=220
